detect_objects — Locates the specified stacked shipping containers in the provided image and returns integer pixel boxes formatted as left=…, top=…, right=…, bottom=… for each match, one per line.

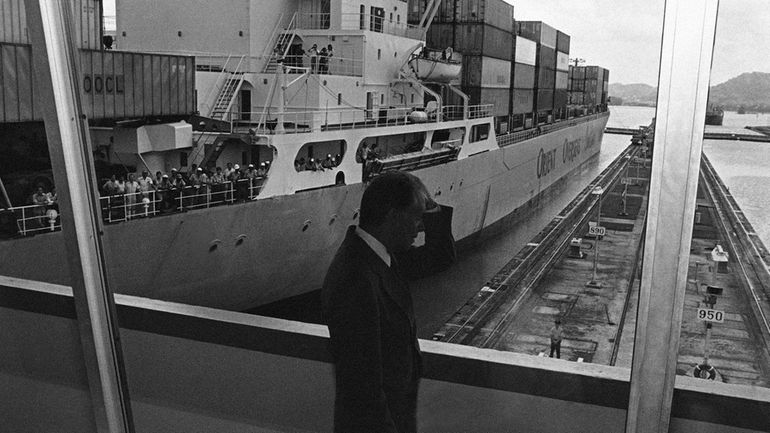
left=516, top=21, right=557, bottom=123
left=554, top=31, right=570, bottom=118
left=425, top=0, right=515, bottom=124
left=512, top=36, right=536, bottom=128
left=568, top=65, right=609, bottom=111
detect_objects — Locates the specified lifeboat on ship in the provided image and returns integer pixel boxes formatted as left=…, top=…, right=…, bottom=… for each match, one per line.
left=409, top=47, right=461, bottom=83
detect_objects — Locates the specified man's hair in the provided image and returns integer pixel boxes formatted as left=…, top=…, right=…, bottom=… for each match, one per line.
left=359, top=171, right=422, bottom=228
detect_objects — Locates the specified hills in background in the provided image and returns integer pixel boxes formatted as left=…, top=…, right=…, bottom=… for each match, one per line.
left=609, top=72, right=770, bottom=112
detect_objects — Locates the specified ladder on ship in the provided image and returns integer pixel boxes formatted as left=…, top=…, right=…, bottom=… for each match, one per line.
left=210, top=56, right=247, bottom=121
left=262, top=12, right=298, bottom=74
left=189, top=131, right=226, bottom=169
left=198, top=133, right=230, bottom=169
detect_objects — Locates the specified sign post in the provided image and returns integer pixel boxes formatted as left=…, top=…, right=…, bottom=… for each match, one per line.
left=587, top=186, right=605, bottom=288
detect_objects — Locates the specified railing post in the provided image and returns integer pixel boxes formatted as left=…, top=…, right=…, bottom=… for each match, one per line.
left=21, top=207, right=27, bottom=235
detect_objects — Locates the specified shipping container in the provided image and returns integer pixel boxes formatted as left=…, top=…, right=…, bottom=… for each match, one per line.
left=570, top=65, right=586, bottom=80
left=453, top=0, right=515, bottom=33
left=556, top=71, right=568, bottom=89
left=516, top=21, right=557, bottom=48
left=584, top=79, right=599, bottom=93
left=1, top=0, right=102, bottom=48
left=537, top=67, right=555, bottom=89
left=536, top=89, right=554, bottom=111
left=603, top=68, right=610, bottom=83
left=0, top=43, right=37, bottom=122
left=556, top=31, right=570, bottom=53
left=569, top=79, right=585, bottom=92
left=585, top=66, right=599, bottom=79
left=569, top=92, right=584, bottom=105
left=1, top=0, right=27, bottom=44
left=513, top=63, right=535, bottom=89
left=79, top=50, right=196, bottom=120
left=536, top=45, right=555, bottom=69
left=512, top=89, right=534, bottom=114
left=3, top=46, right=196, bottom=123
left=556, top=52, right=569, bottom=72
left=463, top=86, right=510, bottom=117
left=462, top=55, right=510, bottom=88
left=427, top=23, right=513, bottom=61
left=554, top=89, right=568, bottom=108
left=514, top=36, right=536, bottom=66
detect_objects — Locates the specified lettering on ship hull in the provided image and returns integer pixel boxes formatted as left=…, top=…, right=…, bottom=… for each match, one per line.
left=562, top=138, right=582, bottom=164
left=537, top=147, right=558, bottom=178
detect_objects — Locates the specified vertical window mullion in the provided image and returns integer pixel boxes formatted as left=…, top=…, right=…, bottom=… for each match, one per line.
left=626, top=1, right=720, bottom=432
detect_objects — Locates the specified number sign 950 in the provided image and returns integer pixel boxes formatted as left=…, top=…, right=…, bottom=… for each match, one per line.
left=697, top=308, right=724, bottom=323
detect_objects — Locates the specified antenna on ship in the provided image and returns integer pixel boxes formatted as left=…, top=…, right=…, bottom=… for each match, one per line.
left=571, top=58, right=585, bottom=67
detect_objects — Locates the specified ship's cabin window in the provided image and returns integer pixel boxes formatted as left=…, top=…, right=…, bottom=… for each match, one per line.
left=355, top=132, right=427, bottom=163
left=370, top=7, right=384, bottom=32
left=430, top=128, right=465, bottom=150
left=470, top=123, right=490, bottom=143
left=295, top=139, right=346, bottom=172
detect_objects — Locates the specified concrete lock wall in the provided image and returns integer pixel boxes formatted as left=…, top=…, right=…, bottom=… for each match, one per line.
left=1, top=278, right=768, bottom=433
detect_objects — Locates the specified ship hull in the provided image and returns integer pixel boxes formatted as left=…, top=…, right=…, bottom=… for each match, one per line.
left=0, top=113, right=609, bottom=310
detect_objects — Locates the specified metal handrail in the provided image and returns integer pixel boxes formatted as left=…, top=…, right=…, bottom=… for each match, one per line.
left=199, top=54, right=232, bottom=117
left=4, top=203, right=61, bottom=236
left=210, top=55, right=247, bottom=124
left=2, top=180, right=271, bottom=237
left=296, top=13, right=331, bottom=30
left=260, top=12, right=284, bottom=70
left=340, top=12, right=424, bottom=39
left=238, top=106, right=415, bottom=134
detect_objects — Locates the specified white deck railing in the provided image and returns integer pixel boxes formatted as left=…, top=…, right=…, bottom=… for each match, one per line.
left=234, top=104, right=495, bottom=135
left=2, top=179, right=269, bottom=237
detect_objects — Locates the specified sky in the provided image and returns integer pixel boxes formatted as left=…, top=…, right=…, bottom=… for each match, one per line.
left=103, top=0, right=770, bottom=86
left=510, top=0, right=770, bottom=86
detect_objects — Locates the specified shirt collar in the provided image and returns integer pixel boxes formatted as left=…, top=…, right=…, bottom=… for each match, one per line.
left=355, top=226, right=391, bottom=267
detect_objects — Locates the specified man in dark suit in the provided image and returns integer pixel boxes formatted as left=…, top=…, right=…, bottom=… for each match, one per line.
left=322, top=171, right=456, bottom=433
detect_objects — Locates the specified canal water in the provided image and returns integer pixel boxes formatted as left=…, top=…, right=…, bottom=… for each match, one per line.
left=612, top=105, right=770, bottom=247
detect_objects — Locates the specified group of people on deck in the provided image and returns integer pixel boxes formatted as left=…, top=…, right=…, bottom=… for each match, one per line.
left=295, top=154, right=341, bottom=172
left=99, top=161, right=272, bottom=220
left=279, top=43, right=334, bottom=74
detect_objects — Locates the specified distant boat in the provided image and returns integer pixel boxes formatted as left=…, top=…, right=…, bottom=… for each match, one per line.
left=705, top=106, right=724, bottom=126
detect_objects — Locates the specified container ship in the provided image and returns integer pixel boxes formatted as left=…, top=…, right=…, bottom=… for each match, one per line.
left=0, top=0, right=609, bottom=311
left=705, top=105, right=724, bottom=125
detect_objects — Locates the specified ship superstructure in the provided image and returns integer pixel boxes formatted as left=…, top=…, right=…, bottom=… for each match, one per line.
left=1, top=0, right=610, bottom=310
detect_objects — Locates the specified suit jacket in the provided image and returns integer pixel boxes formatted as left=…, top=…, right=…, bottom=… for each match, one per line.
left=321, top=206, right=455, bottom=433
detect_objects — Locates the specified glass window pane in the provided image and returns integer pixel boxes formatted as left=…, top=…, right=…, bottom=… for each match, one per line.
left=675, top=2, right=770, bottom=390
